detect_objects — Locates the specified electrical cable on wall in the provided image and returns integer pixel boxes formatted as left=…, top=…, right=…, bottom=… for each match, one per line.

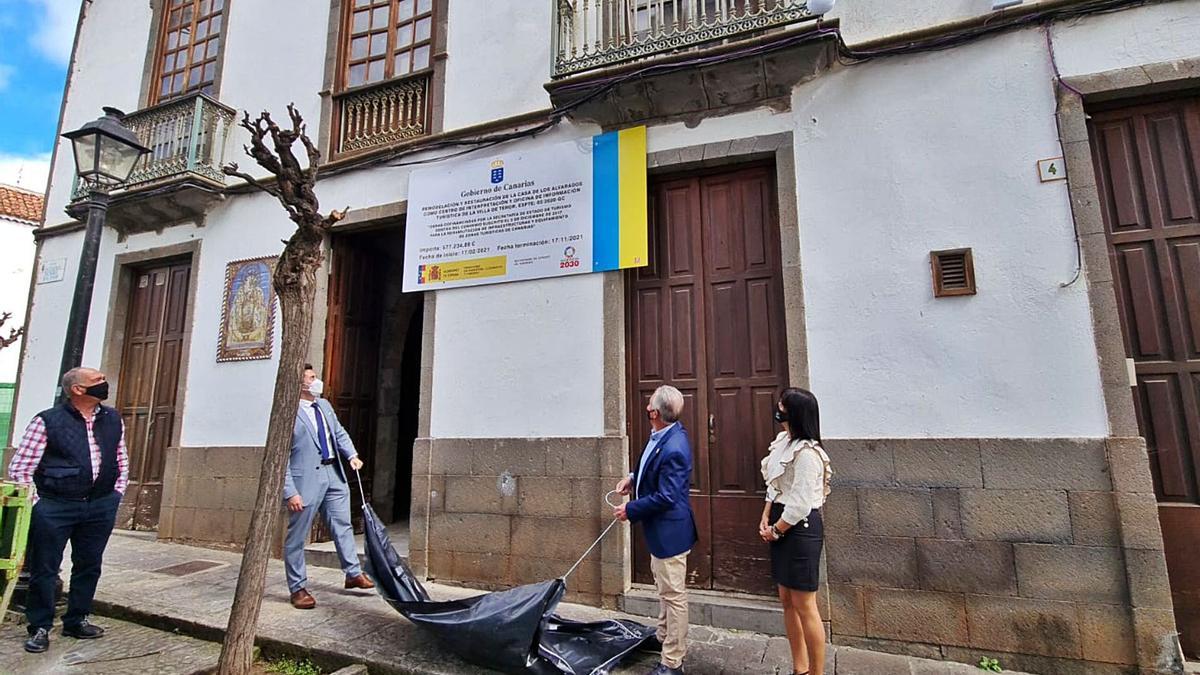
left=1044, top=22, right=1087, bottom=288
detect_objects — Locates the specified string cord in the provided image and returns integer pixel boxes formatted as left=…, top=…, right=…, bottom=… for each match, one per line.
left=562, top=491, right=624, bottom=582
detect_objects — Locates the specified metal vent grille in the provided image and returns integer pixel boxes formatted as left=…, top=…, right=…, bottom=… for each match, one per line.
left=931, top=248, right=976, bottom=297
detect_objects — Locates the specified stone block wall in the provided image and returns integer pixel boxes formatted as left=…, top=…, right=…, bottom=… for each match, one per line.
left=158, top=446, right=269, bottom=550
left=409, top=436, right=629, bottom=607
left=822, top=437, right=1181, bottom=675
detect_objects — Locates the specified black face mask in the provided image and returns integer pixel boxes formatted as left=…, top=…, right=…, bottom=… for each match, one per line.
left=83, top=382, right=109, bottom=401
left=773, top=409, right=787, bottom=424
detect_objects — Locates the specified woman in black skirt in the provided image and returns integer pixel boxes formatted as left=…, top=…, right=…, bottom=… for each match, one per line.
left=759, top=388, right=832, bottom=675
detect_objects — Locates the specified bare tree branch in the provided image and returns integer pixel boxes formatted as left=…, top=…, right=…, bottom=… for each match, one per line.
left=0, top=312, right=23, bottom=350
left=222, top=161, right=283, bottom=199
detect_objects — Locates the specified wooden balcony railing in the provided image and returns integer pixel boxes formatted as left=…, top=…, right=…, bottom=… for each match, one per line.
left=553, top=0, right=820, bottom=77
left=333, top=72, right=431, bottom=156
left=73, top=93, right=237, bottom=200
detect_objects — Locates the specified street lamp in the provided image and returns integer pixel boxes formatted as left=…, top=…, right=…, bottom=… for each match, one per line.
left=58, top=107, right=149, bottom=388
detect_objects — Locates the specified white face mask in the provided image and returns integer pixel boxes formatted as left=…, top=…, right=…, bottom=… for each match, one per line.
left=307, top=379, right=324, bottom=397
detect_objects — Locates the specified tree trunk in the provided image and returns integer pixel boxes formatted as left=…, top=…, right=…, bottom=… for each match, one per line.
left=217, top=266, right=317, bottom=675
left=213, top=106, right=343, bottom=675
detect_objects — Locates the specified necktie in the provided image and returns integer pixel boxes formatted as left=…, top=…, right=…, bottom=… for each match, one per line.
left=312, top=404, right=332, bottom=461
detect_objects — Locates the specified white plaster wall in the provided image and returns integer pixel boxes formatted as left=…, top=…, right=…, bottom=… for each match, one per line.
left=17, top=202, right=294, bottom=449
left=829, top=0, right=983, bottom=44
left=0, top=218, right=36, bottom=384
left=827, top=0, right=1176, bottom=44
left=12, top=229, right=84, bottom=427
left=430, top=273, right=606, bottom=438
left=174, top=194, right=291, bottom=448
left=647, top=107, right=793, bottom=152
left=792, top=28, right=1109, bottom=438
left=20, top=0, right=1199, bottom=447
left=435, top=0, right=1118, bottom=129
left=1050, top=0, right=1200, bottom=77
left=218, top=0, right=329, bottom=181
left=442, top=0, right=552, bottom=131
left=43, top=0, right=153, bottom=228
left=12, top=222, right=202, bottom=431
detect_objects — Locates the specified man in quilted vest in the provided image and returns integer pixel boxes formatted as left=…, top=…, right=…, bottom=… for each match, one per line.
left=7, top=367, right=129, bottom=654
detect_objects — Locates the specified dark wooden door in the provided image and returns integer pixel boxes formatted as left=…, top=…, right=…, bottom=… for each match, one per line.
left=1090, top=97, right=1200, bottom=658
left=116, top=261, right=190, bottom=530
left=628, top=166, right=787, bottom=594
left=321, top=235, right=385, bottom=536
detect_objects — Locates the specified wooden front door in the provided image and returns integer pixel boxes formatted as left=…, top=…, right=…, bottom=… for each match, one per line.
left=627, top=165, right=788, bottom=594
left=322, top=234, right=385, bottom=535
left=1090, top=96, right=1200, bottom=658
left=115, top=261, right=191, bottom=530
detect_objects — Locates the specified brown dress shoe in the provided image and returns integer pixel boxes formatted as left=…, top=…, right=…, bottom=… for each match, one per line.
left=290, top=588, right=316, bottom=609
left=344, top=573, right=375, bottom=590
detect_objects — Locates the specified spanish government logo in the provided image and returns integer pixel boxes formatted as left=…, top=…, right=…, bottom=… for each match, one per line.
left=417, top=264, right=442, bottom=285
left=490, top=159, right=505, bottom=184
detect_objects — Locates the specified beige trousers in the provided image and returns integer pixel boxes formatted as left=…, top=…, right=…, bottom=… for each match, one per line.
left=650, top=550, right=690, bottom=669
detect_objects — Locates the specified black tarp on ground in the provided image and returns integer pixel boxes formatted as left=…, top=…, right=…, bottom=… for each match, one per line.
left=362, top=503, right=656, bottom=674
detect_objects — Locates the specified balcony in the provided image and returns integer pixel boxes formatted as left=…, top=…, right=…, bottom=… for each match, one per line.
left=331, top=72, right=431, bottom=158
left=70, top=93, right=236, bottom=234
left=548, top=0, right=834, bottom=126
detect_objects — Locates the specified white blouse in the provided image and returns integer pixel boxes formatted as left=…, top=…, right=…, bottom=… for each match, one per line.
left=760, top=431, right=832, bottom=525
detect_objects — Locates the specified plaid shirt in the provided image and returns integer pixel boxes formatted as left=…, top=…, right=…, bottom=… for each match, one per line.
left=7, top=408, right=130, bottom=503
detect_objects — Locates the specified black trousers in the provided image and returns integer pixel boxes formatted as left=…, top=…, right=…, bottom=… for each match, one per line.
left=25, top=491, right=120, bottom=632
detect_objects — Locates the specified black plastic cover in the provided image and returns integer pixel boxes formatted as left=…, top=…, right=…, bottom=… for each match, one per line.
left=362, top=503, right=655, bottom=674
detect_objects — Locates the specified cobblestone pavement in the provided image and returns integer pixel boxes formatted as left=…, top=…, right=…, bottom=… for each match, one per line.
left=54, top=530, right=1022, bottom=674
left=0, top=615, right=221, bottom=675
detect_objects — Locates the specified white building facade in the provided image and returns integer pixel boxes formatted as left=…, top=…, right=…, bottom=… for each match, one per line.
left=0, top=184, right=40, bottom=446
left=11, top=1, right=1200, bottom=672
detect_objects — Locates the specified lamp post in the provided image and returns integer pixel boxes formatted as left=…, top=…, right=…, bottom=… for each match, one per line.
left=58, top=107, right=149, bottom=389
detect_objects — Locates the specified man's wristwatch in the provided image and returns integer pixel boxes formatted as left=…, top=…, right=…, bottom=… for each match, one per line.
left=771, top=525, right=784, bottom=540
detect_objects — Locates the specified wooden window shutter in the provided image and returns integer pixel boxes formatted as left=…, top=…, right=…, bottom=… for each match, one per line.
left=931, top=248, right=976, bottom=297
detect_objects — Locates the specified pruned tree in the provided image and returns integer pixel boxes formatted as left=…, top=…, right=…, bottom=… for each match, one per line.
left=216, top=105, right=345, bottom=675
left=0, top=312, right=24, bottom=350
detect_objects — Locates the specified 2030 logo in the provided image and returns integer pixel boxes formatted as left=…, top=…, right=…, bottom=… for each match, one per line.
left=559, top=245, right=580, bottom=269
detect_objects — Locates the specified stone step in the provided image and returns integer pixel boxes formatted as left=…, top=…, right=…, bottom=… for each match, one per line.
left=620, top=585, right=786, bottom=636
left=304, top=521, right=410, bottom=571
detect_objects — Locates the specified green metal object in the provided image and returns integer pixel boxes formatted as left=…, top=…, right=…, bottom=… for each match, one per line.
left=0, top=383, right=15, bottom=449
left=0, top=482, right=32, bottom=618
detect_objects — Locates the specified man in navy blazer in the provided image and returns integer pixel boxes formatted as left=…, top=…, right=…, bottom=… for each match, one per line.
left=615, top=385, right=698, bottom=675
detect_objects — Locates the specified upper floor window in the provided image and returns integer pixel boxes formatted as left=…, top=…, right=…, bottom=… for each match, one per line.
left=341, top=0, right=434, bottom=89
left=153, top=0, right=225, bottom=103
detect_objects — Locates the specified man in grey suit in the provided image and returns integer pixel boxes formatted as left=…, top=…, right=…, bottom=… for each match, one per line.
left=284, top=364, right=375, bottom=609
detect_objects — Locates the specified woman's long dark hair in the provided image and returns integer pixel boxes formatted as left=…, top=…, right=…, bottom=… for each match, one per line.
left=780, top=387, right=821, bottom=443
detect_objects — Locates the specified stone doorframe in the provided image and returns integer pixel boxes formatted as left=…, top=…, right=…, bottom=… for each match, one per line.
left=98, top=239, right=203, bottom=455
left=1056, top=57, right=1200, bottom=672
left=313, top=201, right=439, bottom=522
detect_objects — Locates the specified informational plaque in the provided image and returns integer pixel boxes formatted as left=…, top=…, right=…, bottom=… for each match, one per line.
left=403, top=127, right=647, bottom=292
left=37, top=258, right=67, bottom=284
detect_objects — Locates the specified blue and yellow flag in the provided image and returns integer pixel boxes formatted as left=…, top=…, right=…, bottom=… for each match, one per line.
left=591, top=126, right=648, bottom=272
